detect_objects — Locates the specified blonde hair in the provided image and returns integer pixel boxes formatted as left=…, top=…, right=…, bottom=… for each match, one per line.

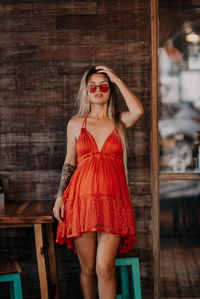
left=73, top=66, right=129, bottom=182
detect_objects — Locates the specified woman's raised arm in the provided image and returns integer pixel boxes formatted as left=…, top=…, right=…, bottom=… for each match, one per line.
left=96, top=65, right=144, bottom=128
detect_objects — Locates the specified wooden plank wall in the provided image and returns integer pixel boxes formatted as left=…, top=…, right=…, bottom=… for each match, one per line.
left=0, top=1, right=152, bottom=298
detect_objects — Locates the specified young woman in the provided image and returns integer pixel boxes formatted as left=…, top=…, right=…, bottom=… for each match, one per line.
left=53, top=65, right=144, bottom=299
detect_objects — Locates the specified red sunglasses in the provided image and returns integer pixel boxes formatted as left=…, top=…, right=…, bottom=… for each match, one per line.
left=88, top=84, right=110, bottom=93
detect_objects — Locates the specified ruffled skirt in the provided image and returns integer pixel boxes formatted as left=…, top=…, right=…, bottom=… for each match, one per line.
left=56, top=157, right=136, bottom=255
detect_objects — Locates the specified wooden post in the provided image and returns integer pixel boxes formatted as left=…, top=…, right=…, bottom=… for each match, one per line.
left=34, top=223, right=49, bottom=299
left=45, top=223, right=59, bottom=299
left=151, top=0, right=160, bottom=298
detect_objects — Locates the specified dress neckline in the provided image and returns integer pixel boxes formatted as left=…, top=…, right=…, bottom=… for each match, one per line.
left=82, top=114, right=116, bottom=153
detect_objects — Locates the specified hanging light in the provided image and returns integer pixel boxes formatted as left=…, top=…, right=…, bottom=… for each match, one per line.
left=185, top=33, right=200, bottom=43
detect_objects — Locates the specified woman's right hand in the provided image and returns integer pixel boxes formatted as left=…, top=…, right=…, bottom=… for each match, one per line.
left=53, top=196, right=65, bottom=223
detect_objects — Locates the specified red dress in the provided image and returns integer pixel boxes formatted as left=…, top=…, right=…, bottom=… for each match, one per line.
left=56, top=114, right=136, bottom=254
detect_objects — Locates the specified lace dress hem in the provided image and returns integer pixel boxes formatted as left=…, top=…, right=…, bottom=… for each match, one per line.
left=56, top=226, right=136, bottom=255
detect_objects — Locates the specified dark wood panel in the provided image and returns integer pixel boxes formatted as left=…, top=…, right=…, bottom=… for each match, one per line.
left=0, top=170, right=60, bottom=183
left=107, top=28, right=150, bottom=42
left=134, top=207, right=151, bottom=220
left=141, top=277, right=154, bottom=299
left=0, top=76, right=16, bottom=90
left=0, top=119, right=68, bottom=134
left=139, top=260, right=154, bottom=278
left=0, top=29, right=149, bottom=46
left=37, top=42, right=149, bottom=61
left=3, top=46, right=37, bottom=60
left=0, top=16, right=56, bottom=31
left=56, top=13, right=148, bottom=30
left=94, top=42, right=149, bottom=60
left=0, top=0, right=55, bottom=2
left=0, top=103, right=69, bottom=120
left=0, top=3, right=32, bottom=16
left=97, top=0, right=149, bottom=13
left=0, top=61, right=26, bottom=75
left=135, top=220, right=152, bottom=234
left=131, top=195, right=151, bottom=208
left=31, top=0, right=150, bottom=16
left=0, top=60, right=150, bottom=77
left=16, top=74, right=67, bottom=90
left=134, top=232, right=153, bottom=249
left=128, top=166, right=151, bottom=182
left=0, top=90, right=66, bottom=105
left=33, top=1, right=97, bottom=15
left=37, top=45, right=95, bottom=60
left=130, top=181, right=151, bottom=195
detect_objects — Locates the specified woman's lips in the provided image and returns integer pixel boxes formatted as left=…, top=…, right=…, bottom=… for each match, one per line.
left=95, top=93, right=103, bottom=97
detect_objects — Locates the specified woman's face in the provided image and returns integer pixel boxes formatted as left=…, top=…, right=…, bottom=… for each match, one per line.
left=87, top=73, right=111, bottom=105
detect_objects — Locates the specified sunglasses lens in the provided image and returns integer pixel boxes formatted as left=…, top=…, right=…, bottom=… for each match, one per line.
left=100, top=85, right=109, bottom=92
left=89, top=86, right=96, bottom=93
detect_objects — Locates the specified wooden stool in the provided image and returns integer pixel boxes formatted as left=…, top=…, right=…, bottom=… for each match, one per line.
left=0, top=261, right=23, bottom=299
left=115, top=252, right=142, bottom=299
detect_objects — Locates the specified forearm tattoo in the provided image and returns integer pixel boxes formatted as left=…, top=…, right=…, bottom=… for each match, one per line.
left=56, top=162, right=76, bottom=198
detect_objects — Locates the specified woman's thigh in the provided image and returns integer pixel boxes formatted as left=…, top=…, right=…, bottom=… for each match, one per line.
left=73, top=232, right=97, bottom=273
left=96, top=232, right=121, bottom=274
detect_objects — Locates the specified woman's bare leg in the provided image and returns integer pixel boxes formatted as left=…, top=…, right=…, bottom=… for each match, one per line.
left=73, top=232, right=98, bottom=299
left=96, top=232, right=121, bottom=299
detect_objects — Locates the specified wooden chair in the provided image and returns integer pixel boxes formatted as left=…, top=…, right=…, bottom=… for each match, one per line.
left=0, top=261, right=23, bottom=299
left=115, top=251, right=142, bottom=299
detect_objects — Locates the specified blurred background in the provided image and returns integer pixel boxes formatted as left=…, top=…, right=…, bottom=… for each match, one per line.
left=159, top=1, right=200, bottom=298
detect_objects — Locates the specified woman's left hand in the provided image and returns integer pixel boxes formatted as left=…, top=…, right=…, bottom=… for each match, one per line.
left=95, top=65, right=121, bottom=85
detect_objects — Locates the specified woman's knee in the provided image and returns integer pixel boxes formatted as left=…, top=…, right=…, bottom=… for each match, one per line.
left=96, top=262, right=115, bottom=281
left=81, top=263, right=96, bottom=278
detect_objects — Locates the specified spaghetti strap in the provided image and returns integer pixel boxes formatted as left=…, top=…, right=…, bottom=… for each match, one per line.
left=82, top=114, right=89, bottom=129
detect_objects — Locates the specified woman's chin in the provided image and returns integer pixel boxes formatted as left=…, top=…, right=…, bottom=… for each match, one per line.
left=90, top=101, right=108, bottom=106
left=89, top=97, right=109, bottom=105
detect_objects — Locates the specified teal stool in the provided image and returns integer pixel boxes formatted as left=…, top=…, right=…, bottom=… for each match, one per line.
left=0, top=261, right=23, bottom=299
left=115, top=253, right=142, bottom=299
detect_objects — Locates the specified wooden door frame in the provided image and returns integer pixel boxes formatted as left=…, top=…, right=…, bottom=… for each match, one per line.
left=151, top=0, right=160, bottom=298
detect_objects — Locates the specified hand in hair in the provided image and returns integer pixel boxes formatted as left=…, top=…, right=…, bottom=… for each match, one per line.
left=96, top=65, right=144, bottom=128
left=95, top=65, right=121, bottom=85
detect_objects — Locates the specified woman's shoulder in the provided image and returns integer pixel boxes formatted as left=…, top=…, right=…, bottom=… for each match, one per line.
left=68, top=116, right=85, bottom=128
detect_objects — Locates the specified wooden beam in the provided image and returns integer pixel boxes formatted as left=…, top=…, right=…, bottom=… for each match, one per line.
left=151, top=0, right=160, bottom=298
left=159, top=173, right=200, bottom=180
left=34, top=223, right=49, bottom=299
left=45, top=223, right=59, bottom=299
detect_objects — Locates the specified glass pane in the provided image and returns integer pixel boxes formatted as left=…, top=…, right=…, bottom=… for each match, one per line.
left=158, top=18, right=200, bottom=173
left=160, top=180, right=200, bottom=298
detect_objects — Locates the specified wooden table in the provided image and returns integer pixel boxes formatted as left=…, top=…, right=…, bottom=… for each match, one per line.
left=0, top=200, right=58, bottom=299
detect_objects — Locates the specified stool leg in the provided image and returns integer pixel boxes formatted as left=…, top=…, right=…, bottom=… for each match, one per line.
left=13, top=273, right=23, bottom=299
left=10, top=281, right=14, bottom=299
left=121, top=265, right=130, bottom=298
left=131, top=258, right=142, bottom=299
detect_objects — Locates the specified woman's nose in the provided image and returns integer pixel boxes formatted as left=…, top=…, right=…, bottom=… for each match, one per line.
left=96, top=86, right=101, bottom=91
